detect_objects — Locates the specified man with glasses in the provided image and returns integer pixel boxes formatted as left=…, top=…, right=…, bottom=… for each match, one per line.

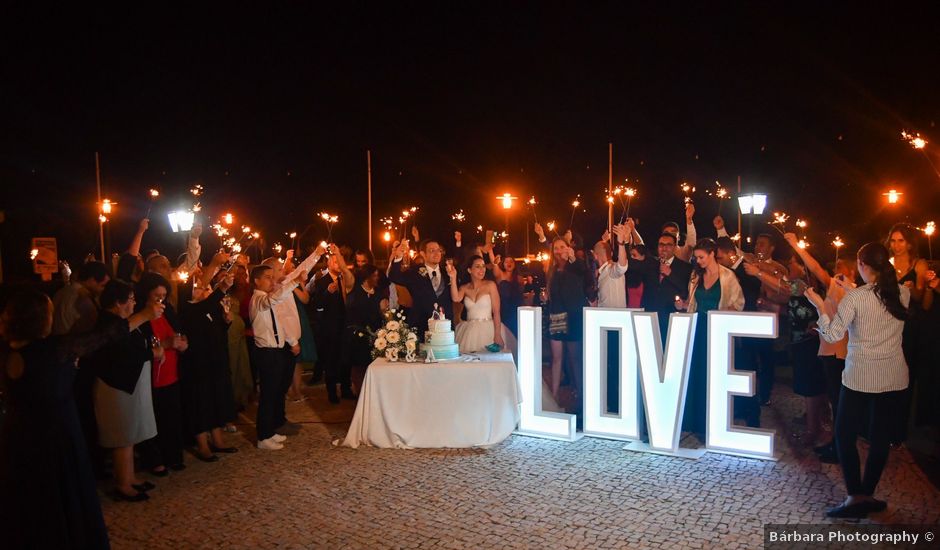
left=632, top=232, right=694, bottom=339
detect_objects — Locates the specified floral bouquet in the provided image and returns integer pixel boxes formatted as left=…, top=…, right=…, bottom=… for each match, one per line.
left=367, top=309, right=419, bottom=362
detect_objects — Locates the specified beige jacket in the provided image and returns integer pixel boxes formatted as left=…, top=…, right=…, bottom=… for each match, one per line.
left=686, top=265, right=745, bottom=313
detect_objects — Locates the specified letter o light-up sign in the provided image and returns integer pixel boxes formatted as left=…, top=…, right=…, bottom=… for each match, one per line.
left=515, top=307, right=778, bottom=460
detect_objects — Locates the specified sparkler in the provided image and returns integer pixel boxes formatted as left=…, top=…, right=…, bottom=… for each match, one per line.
left=273, top=243, right=283, bottom=255
left=319, top=212, right=339, bottom=242
left=569, top=195, right=581, bottom=230
left=451, top=209, right=466, bottom=223
left=223, top=213, right=234, bottom=225
left=545, top=220, right=559, bottom=238
left=705, top=181, right=730, bottom=216
left=769, top=212, right=790, bottom=235
left=797, top=238, right=809, bottom=249
left=176, top=270, right=190, bottom=283
left=680, top=182, right=696, bottom=205
left=902, top=130, right=927, bottom=150
left=832, top=236, right=845, bottom=261
left=795, top=219, right=808, bottom=230
left=921, top=221, right=935, bottom=260
left=146, top=188, right=160, bottom=218
left=29, top=248, right=39, bottom=260
left=527, top=196, right=538, bottom=223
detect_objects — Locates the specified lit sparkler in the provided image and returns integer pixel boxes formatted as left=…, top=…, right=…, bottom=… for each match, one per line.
left=680, top=182, right=696, bottom=205
left=902, top=130, right=927, bottom=150
left=319, top=212, right=339, bottom=242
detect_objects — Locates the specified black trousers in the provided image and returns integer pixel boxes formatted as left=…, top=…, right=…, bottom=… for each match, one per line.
left=255, top=346, right=292, bottom=441
left=820, top=355, right=845, bottom=421
left=733, top=338, right=762, bottom=428
left=755, top=337, right=775, bottom=404
left=835, top=385, right=904, bottom=496
left=139, top=382, right=183, bottom=468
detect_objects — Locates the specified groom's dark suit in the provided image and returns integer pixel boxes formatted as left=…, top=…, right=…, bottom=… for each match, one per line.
left=388, top=259, right=453, bottom=335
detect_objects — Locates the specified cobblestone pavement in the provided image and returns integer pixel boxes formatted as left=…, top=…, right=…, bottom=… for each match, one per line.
left=101, top=377, right=940, bottom=549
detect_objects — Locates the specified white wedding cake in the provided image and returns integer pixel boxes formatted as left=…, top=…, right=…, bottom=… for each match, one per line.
left=420, top=306, right=460, bottom=360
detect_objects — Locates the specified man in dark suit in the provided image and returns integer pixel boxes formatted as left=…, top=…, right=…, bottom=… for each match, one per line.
left=388, top=239, right=453, bottom=335
left=716, top=236, right=762, bottom=427
left=632, top=232, right=694, bottom=339
left=311, top=247, right=355, bottom=403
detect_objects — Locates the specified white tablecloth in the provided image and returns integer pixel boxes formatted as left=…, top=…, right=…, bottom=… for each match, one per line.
left=340, top=353, right=522, bottom=449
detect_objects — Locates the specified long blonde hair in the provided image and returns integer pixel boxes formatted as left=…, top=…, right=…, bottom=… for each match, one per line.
left=546, top=238, right=570, bottom=291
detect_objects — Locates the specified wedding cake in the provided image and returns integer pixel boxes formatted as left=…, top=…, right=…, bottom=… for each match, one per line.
left=420, top=306, right=460, bottom=360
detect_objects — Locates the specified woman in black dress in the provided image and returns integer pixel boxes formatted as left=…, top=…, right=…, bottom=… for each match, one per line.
left=0, top=287, right=162, bottom=549
left=179, top=272, right=237, bottom=461
left=545, top=237, right=588, bottom=407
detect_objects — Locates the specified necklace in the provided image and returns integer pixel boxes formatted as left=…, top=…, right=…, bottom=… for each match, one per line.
left=361, top=284, right=375, bottom=296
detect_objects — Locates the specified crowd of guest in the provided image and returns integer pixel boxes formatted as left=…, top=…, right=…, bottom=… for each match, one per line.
left=1, top=199, right=939, bottom=548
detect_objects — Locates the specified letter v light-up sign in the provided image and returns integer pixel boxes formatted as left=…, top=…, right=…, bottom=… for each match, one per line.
left=630, top=312, right=697, bottom=454
left=583, top=308, right=642, bottom=440
left=515, top=307, right=579, bottom=440
left=706, top=311, right=778, bottom=459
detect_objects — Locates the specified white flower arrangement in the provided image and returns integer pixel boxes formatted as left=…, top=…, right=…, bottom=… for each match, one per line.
left=367, top=309, right=418, bottom=362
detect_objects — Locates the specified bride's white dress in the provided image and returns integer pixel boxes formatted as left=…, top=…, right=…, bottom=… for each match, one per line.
left=455, top=293, right=562, bottom=412
left=454, top=293, right=515, bottom=354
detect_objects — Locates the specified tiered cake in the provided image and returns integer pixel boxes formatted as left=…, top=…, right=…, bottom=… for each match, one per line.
left=420, top=311, right=460, bottom=360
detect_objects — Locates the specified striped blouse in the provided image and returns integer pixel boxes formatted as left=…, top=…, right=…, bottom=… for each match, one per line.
left=816, top=284, right=910, bottom=393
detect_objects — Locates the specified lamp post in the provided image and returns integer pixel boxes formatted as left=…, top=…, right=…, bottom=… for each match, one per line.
left=497, top=193, right=517, bottom=257
left=98, top=198, right=115, bottom=262
left=737, top=192, right=767, bottom=247
left=882, top=189, right=902, bottom=205
left=168, top=210, right=195, bottom=233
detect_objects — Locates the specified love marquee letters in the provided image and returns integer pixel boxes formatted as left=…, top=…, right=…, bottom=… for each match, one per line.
left=515, top=307, right=778, bottom=460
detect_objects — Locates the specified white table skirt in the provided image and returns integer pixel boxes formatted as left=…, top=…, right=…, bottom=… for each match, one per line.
left=341, top=353, right=522, bottom=449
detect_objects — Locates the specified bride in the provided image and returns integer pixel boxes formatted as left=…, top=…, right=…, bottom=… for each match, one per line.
left=446, top=254, right=562, bottom=413
left=446, top=255, right=516, bottom=354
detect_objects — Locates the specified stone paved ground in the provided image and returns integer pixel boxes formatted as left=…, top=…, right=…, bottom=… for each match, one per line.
left=101, top=374, right=940, bottom=549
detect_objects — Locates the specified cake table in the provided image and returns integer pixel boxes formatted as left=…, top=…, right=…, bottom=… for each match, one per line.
left=339, top=353, right=522, bottom=449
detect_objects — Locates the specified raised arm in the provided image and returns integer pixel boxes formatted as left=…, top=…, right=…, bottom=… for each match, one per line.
left=446, top=262, right=466, bottom=303
left=183, top=223, right=203, bottom=271
left=127, top=218, right=149, bottom=257
left=783, top=232, right=830, bottom=288
left=684, top=203, right=697, bottom=248
left=329, top=244, right=355, bottom=292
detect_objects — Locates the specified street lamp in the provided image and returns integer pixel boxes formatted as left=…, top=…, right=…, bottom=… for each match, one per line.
left=167, top=210, right=196, bottom=233
left=883, top=189, right=902, bottom=204
left=737, top=193, right=767, bottom=215
left=737, top=192, right=767, bottom=248
left=496, top=193, right=517, bottom=256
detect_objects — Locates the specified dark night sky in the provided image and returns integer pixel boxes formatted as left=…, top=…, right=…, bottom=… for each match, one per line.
left=2, top=4, right=939, bottom=277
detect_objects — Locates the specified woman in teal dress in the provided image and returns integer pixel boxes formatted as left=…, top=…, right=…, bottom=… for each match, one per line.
left=678, top=239, right=745, bottom=437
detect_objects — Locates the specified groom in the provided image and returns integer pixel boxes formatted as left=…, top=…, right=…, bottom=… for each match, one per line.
left=388, top=239, right=453, bottom=335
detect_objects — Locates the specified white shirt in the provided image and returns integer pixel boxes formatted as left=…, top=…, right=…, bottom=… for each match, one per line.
left=817, top=284, right=910, bottom=393
left=250, top=249, right=322, bottom=348
left=597, top=261, right=628, bottom=308
left=250, top=284, right=298, bottom=348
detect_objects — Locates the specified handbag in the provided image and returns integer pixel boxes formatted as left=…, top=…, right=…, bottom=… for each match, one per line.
left=548, top=312, right=569, bottom=335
